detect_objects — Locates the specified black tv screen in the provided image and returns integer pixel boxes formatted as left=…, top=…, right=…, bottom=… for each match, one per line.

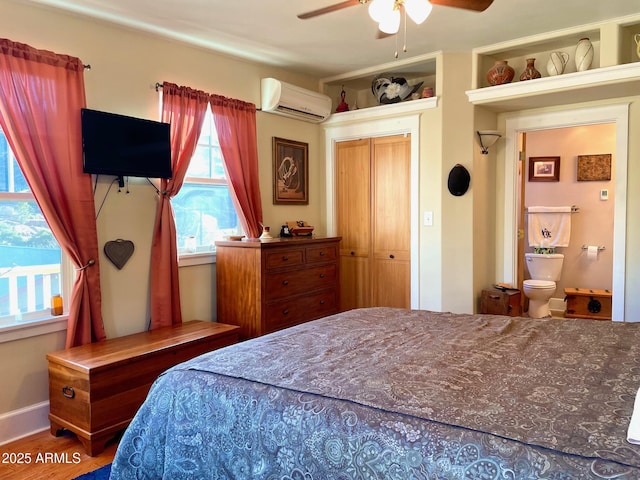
left=81, top=108, right=172, bottom=180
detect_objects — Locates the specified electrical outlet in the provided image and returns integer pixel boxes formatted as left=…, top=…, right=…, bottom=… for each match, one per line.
left=600, top=189, right=608, bottom=201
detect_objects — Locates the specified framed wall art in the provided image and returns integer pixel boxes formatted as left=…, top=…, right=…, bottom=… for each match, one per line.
left=528, top=156, right=560, bottom=182
left=577, top=154, right=611, bottom=181
left=273, top=137, right=309, bottom=205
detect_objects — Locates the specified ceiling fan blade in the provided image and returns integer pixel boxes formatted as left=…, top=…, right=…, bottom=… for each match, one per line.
left=429, top=0, right=493, bottom=12
left=297, top=0, right=364, bottom=19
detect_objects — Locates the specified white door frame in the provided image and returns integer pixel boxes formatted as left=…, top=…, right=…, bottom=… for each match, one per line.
left=503, top=103, right=629, bottom=321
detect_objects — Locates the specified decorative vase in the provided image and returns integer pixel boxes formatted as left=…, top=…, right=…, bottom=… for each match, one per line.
left=635, top=33, right=640, bottom=60
left=486, top=60, right=515, bottom=86
left=546, top=51, right=569, bottom=76
left=574, top=37, right=594, bottom=72
left=519, top=58, right=542, bottom=81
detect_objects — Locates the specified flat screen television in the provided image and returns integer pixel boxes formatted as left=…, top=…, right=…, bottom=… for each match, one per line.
left=81, top=108, right=172, bottom=183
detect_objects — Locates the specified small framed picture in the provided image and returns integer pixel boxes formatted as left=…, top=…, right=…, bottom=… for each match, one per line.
left=577, top=154, right=611, bottom=181
left=528, top=156, right=560, bottom=182
left=273, top=137, right=309, bottom=205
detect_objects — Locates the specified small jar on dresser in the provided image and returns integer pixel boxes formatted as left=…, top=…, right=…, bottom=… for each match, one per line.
left=215, top=236, right=341, bottom=339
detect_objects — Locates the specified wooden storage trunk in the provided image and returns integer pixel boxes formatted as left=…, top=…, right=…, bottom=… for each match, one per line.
left=480, top=288, right=522, bottom=317
left=47, top=320, right=239, bottom=455
left=564, top=287, right=612, bottom=320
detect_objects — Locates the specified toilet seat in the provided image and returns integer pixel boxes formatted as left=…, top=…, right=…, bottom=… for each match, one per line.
left=523, top=279, right=555, bottom=289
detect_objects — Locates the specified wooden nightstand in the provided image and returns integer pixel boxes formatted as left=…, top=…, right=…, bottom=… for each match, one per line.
left=47, top=320, right=239, bottom=456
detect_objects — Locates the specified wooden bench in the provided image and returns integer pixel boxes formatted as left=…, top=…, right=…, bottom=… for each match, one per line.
left=47, top=320, right=240, bottom=455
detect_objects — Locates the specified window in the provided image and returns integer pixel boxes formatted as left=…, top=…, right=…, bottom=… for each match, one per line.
left=0, top=128, right=65, bottom=327
left=172, top=106, right=240, bottom=256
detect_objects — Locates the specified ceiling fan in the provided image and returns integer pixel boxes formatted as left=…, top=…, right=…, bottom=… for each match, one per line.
left=298, top=0, right=493, bottom=34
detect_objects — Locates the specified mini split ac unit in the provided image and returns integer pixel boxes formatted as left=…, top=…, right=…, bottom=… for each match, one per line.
left=261, top=78, right=332, bottom=123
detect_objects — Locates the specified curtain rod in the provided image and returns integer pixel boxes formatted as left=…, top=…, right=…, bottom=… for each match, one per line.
left=84, top=64, right=91, bottom=70
left=153, top=82, right=259, bottom=109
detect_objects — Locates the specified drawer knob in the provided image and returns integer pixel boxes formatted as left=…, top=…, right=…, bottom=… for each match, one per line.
left=283, top=256, right=288, bottom=261
left=389, top=254, right=395, bottom=259
left=320, top=300, right=325, bottom=305
left=283, top=309, right=289, bottom=315
left=62, top=386, right=75, bottom=399
left=320, top=273, right=325, bottom=278
left=489, top=295, right=501, bottom=300
left=320, top=251, right=325, bottom=256
left=350, top=251, right=355, bottom=256
left=282, top=280, right=289, bottom=286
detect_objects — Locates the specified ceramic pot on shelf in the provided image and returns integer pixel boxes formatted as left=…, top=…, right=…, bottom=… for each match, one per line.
left=546, top=51, right=569, bottom=76
left=519, top=58, right=542, bottom=81
left=575, top=37, right=594, bottom=72
left=486, top=60, right=515, bottom=86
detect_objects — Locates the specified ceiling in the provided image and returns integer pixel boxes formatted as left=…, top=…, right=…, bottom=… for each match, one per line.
left=25, top=0, right=640, bottom=79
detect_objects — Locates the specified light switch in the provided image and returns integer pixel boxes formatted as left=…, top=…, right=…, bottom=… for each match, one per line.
left=600, top=189, right=608, bottom=201
left=424, top=211, right=433, bottom=226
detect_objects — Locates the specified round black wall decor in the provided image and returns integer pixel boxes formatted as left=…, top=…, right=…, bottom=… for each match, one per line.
left=447, top=164, right=470, bottom=196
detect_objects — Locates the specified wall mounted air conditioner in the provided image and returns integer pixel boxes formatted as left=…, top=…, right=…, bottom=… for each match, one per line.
left=261, top=78, right=332, bottom=123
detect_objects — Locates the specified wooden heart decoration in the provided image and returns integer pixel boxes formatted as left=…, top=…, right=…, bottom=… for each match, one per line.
left=104, top=239, right=135, bottom=270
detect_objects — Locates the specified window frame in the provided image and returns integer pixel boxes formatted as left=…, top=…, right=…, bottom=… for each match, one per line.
left=162, top=98, right=239, bottom=266
left=0, top=130, right=72, bottom=342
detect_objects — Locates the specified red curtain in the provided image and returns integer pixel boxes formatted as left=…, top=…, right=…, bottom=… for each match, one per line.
left=149, top=82, right=209, bottom=329
left=210, top=95, right=263, bottom=239
left=0, top=38, right=104, bottom=347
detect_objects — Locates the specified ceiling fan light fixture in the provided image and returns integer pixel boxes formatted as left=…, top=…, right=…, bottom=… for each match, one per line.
left=378, top=8, right=401, bottom=34
left=404, top=0, right=432, bottom=24
left=368, top=0, right=395, bottom=23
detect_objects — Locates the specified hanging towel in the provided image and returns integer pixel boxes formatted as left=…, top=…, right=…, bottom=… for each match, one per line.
left=628, top=386, right=640, bottom=444
left=527, top=206, right=572, bottom=248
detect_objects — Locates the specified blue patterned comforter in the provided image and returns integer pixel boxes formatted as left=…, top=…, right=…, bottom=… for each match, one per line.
left=110, top=308, right=640, bottom=479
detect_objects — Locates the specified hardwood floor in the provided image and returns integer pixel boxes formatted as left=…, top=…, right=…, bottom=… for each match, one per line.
left=0, top=429, right=118, bottom=480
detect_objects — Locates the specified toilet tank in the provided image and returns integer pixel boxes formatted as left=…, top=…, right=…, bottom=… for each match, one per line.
left=525, top=253, right=564, bottom=281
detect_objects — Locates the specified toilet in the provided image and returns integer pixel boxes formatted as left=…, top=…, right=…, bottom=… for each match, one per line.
left=523, top=253, right=564, bottom=318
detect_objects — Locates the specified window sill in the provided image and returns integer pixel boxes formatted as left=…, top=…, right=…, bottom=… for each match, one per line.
left=178, top=251, right=217, bottom=267
left=0, top=315, right=68, bottom=344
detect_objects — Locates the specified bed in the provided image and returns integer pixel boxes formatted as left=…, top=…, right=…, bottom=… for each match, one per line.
left=109, top=307, right=640, bottom=479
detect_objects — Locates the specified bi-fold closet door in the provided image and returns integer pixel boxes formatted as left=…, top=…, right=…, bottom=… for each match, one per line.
left=336, top=134, right=410, bottom=311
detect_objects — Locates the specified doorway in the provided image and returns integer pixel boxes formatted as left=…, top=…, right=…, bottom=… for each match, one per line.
left=503, top=104, right=629, bottom=320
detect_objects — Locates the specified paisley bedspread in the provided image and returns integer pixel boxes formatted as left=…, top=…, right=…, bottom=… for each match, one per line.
left=110, top=307, right=640, bottom=479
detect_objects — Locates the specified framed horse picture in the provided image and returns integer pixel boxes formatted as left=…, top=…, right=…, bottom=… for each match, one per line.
left=273, top=137, right=309, bottom=205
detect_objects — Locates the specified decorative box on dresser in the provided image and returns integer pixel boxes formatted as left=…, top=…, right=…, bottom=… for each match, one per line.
left=215, top=236, right=341, bottom=339
left=47, top=320, right=239, bottom=456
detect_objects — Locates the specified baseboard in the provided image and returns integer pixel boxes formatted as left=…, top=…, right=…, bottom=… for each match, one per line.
left=0, top=401, right=50, bottom=446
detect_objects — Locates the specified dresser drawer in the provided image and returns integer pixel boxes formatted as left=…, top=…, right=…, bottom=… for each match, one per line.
left=306, top=244, right=338, bottom=264
left=265, top=289, right=338, bottom=333
left=266, top=264, right=337, bottom=299
left=265, top=248, right=304, bottom=270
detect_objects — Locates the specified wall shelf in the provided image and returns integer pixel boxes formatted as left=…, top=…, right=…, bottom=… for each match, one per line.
left=323, top=95, right=438, bottom=125
left=466, top=62, right=640, bottom=112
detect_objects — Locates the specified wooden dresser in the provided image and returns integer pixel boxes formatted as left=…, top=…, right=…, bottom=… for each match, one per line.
left=47, top=320, right=239, bottom=455
left=215, top=236, right=341, bottom=339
